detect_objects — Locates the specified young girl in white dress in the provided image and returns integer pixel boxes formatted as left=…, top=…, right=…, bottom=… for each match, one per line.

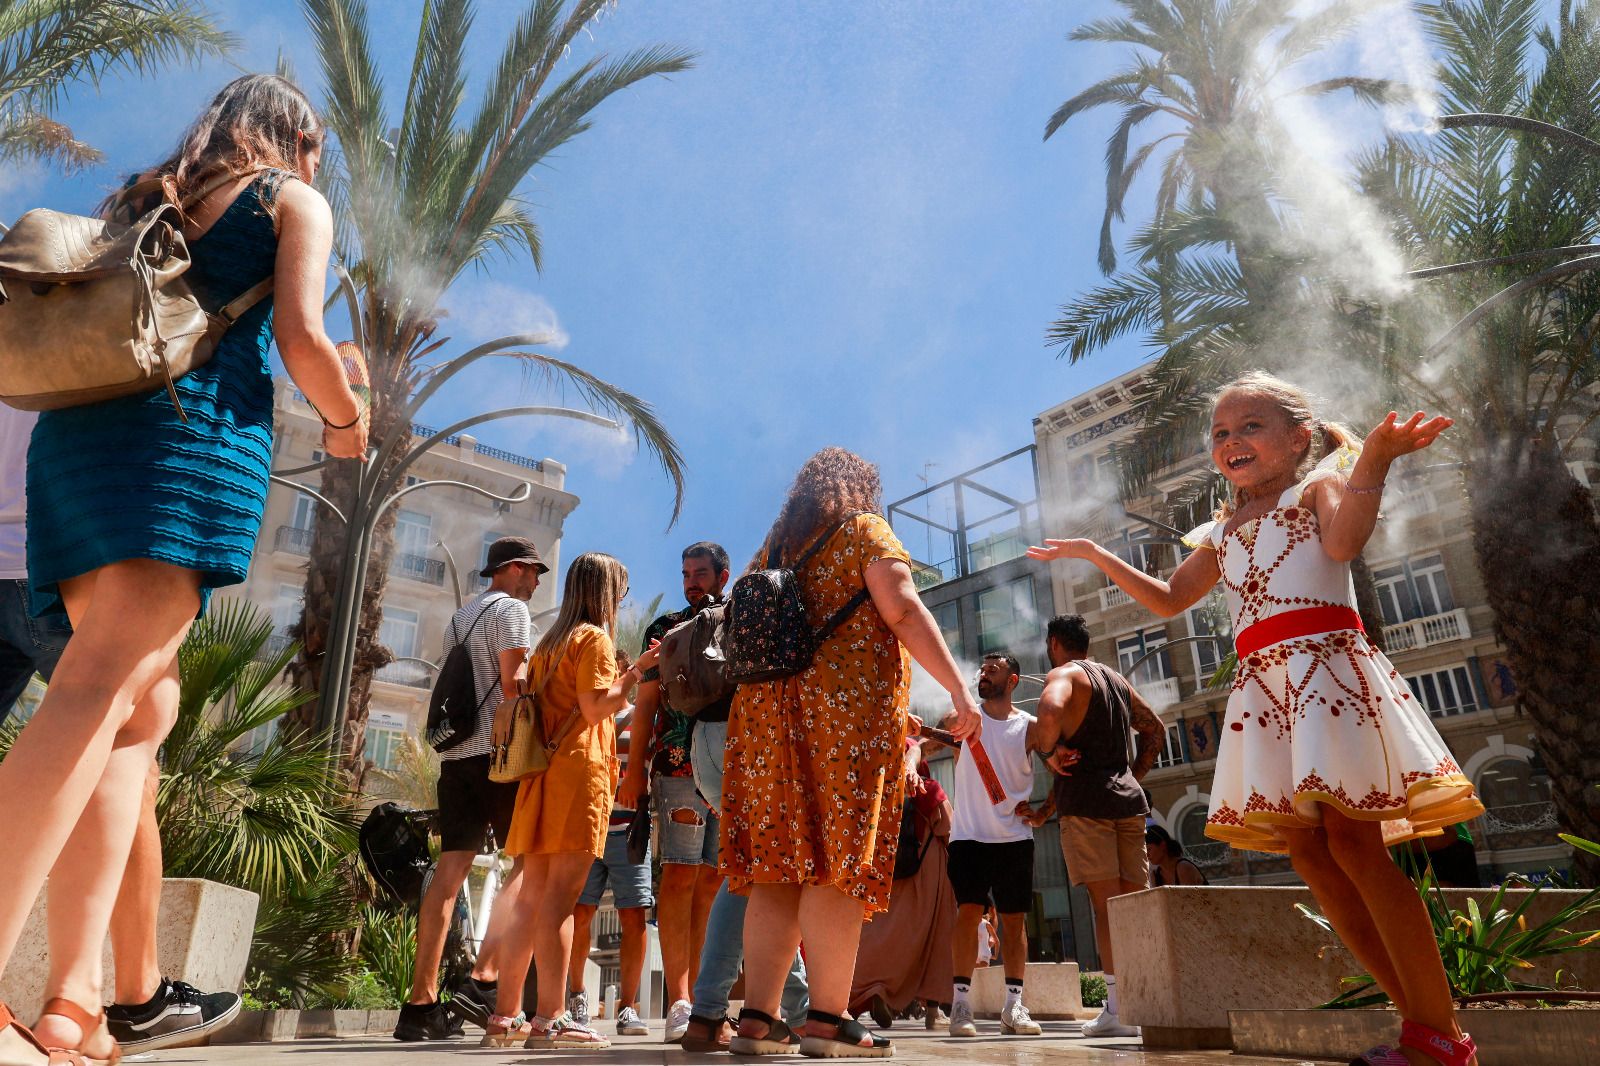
left=1029, top=372, right=1482, bottom=1066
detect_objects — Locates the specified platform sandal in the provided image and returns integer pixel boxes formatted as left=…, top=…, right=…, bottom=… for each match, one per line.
left=1400, top=1020, right=1477, bottom=1066
left=798, top=1010, right=891, bottom=1059
left=0, top=1005, right=86, bottom=1066
left=730, top=1008, right=799, bottom=1056
left=33, top=1001, right=117, bottom=1066
left=479, top=1012, right=531, bottom=1048
left=524, top=1013, right=609, bottom=1049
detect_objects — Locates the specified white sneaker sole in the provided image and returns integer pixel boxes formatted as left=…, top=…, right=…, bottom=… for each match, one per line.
left=115, top=997, right=244, bottom=1053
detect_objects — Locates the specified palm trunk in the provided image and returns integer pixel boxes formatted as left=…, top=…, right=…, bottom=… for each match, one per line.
left=1467, top=428, right=1600, bottom=886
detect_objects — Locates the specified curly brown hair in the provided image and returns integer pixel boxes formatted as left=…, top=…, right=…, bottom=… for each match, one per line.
left=751, top=446, right=883, bottom=570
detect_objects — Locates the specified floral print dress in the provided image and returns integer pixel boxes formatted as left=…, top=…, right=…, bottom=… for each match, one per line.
left=1185, top=448, right=1484, bottom=853
left=720, top=513, right=912, bottom=914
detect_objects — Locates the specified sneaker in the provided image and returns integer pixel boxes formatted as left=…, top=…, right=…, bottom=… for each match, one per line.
left=448, top=976, right=496, bottom=1029
left=105, top=979, right=244, bottom=1052
left=924, top=1005, right=947, bottom=1031
left=1080, top=1008, right=1139, bottom=1038
left=394, top=1001, right=463, bottom=1042
left=1000, top=1001, right=1042, bottom=1036
left=616, top=1005, right=649, bottom=1037
left=567, top=989, right=590, bottom=1027
left=665, top=999, right=693, bottom=1043
left=948, top=1001, right=977, bottom=1038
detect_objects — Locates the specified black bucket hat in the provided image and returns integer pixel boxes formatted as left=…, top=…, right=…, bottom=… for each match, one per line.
left=479, top=536, right=549, bottom=577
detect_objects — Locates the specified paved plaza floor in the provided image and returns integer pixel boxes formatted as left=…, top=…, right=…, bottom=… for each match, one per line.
left=129, top=1021, right=1334, bottom=1065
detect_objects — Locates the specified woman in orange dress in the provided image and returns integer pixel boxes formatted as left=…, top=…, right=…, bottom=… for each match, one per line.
left=483, top=552, right=659, bottom=1051
left=721, top=447, right=980, bottom=1058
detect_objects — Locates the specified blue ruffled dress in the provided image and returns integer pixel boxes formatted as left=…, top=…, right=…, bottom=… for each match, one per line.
left=25, top=170, right=289, bottom=618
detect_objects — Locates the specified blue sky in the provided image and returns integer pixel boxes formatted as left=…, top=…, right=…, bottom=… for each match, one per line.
left=17, top=0, right=1467, bottom=615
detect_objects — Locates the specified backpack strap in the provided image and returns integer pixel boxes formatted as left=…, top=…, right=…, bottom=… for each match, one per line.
left=452, top=598, right=502, bottom=711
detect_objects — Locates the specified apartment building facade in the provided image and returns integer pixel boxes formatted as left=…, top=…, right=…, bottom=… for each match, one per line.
left=234, top=379, right=579, bottom=770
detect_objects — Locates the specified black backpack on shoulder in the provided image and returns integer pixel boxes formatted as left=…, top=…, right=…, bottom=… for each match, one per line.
left=725, top=515, right=870, bottom=684
left=426, top=600, right=496, bottom=753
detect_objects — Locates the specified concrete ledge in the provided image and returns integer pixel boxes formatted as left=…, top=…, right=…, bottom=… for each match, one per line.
left=1231, top=1007, right=1600, bottom=1061
left=970, top=962, right=1084, bottom=1019
left=214, top=1010, right=400, bottom=1044
left=1, top=879, right=258, bottom=1019
left=1110, top=885, right=1600, bottom=1045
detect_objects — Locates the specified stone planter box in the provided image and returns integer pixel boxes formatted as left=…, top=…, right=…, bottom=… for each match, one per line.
left=1109, top=885, right=1600, bottom=1050
left=0, top=879, right=258, bottom=1020
left=1230, top=1007, right=1600, bottom=1061
left=970, top=962, right=1084, bottom=1019
left=214, top=1009, right=400, bottom=1044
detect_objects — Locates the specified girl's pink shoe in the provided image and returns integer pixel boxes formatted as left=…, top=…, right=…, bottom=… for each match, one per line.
left=1399, top=1020, right=1477, bottom=1066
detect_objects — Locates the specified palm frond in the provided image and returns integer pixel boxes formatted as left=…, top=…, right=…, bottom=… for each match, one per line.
left=0, top=108, right=98, bottom=169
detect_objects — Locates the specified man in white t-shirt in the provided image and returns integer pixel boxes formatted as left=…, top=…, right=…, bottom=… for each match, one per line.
left=942, top=652, right=1047, bottom=1039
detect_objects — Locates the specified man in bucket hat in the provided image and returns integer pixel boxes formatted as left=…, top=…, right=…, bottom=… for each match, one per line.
left=396, top=536, right=546, bottom=1040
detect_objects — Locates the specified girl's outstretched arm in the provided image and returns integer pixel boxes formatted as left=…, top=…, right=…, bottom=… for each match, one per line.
left=1318, top=411, right=1452, bottom=561
left=1026, top=537, right=1220, bottom=618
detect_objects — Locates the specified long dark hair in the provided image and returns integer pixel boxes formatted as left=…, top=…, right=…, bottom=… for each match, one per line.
left=751, top=447, right=883, bottom=571
left=109, top=74, right=322, bottom=218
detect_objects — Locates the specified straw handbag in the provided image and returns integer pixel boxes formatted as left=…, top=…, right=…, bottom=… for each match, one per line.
left=488, top=662, right=582, bottom=784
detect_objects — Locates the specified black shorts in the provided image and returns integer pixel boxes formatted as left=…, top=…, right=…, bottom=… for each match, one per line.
left=946, top=839, right=1035, bottom=914
left=436, top=754, right=518, bottom=853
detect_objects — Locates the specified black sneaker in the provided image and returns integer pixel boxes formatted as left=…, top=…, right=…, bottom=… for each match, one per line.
left=447, top=976, right=496, bottom=1029
left=105, top=978, right=243, bottom=1052
left=394, top=1001, right=463, bottom=1042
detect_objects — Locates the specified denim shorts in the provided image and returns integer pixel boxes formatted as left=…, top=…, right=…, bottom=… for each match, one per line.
left=578, top=825, right=653, bottom=909
left=0, top=578, right=71, bottom=726
left=653, top=773, right=718, bottom=866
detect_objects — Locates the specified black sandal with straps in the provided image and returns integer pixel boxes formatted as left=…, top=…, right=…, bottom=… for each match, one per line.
left=798, top=1010, right=892, bottom=1059
left=729, top=1009, right=799, bottom=1056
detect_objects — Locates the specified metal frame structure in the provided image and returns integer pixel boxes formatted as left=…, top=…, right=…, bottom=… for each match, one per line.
left=886, top=444, right=1041, bottom=584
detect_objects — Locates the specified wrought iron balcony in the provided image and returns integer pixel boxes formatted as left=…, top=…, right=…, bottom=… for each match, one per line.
left=274, top=525, right=314, bottom=556
left=390, top=552, right=446, bottom=586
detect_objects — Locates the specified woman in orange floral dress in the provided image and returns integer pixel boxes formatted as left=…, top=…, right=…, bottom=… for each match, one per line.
left=721, top=447, right=980, bottom=1058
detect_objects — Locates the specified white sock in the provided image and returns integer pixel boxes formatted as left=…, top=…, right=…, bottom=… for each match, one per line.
left=1104, top=974, right=1119, bottom=1015
left=952, top=979, right=971, bottom=1008
left=1004, top=980, right=1023, bottom=1009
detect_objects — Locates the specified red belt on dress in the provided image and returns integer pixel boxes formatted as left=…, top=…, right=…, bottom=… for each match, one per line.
left=1235, top=606, right=1364, bottom=658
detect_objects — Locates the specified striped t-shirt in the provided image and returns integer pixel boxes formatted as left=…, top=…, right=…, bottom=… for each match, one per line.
left=437, top=589, right=532, bottom=761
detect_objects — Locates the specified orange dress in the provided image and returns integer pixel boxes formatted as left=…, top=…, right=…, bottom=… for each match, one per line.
left=720, top=513, right=913, bottom=914
left=503, top=624, right=621, bottom=859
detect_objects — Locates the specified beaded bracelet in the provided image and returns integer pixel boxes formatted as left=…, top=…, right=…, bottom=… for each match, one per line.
left=1345, top=482, right=1385, bottom=495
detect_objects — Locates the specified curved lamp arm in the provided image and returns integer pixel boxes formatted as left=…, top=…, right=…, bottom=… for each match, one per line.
left=267, top=475, right=347, bottom=525
left=1425, top=253, right=1600, bottom=358
left=373, top=479, right=533, bottom=526
left=1408, top=244, right=1600, bottom=281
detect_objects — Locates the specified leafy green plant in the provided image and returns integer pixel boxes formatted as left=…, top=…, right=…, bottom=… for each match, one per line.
left=1301, top=835, right=1600, bottom=1007
left=1081, top=972, right=1107, bottom=1008
left=356, top=903, right=417, bottom=1007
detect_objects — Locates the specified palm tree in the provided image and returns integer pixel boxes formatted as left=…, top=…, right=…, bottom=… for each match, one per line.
left=1347, top=0, right=1600, bottom=881
left=0, top=0, right=232, bottom=172
left=283, top=0, right=692, bottom=785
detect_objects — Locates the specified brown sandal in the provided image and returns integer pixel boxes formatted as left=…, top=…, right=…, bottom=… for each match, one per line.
left=0, top=1004, right=86, bottom=1066
left=33, top=1001, right=118, bottom=1066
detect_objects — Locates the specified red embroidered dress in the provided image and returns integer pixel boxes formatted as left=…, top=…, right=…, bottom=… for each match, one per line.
left=1185, top=449, right=1483, bottom=853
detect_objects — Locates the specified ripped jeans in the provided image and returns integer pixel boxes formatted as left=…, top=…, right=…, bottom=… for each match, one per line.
left=652, top=773, right=719, bottom=865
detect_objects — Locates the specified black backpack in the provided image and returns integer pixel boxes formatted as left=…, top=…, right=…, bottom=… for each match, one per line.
left=425, top=600, right=496, bottom=753
left=358, top=803, right=433, bottom=907
left=893, top=799, right=933, bottom=879
left=725, top=515, right=870, bottom=684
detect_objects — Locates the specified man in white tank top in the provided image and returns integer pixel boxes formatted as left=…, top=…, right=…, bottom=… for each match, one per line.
left=941, top=652, right=1047, bottom=1039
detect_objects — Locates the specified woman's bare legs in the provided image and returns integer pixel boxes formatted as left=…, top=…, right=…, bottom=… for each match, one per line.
left=493, top=852, right=593, bottom=1022
left=738, top=883, right=873, bottom=1047
left=0, top=560, right=198, bottom=1011
left=737, top=883, right=802, bottom=1037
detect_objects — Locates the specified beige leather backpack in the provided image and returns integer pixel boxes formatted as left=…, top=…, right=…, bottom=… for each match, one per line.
left=0, top=170, right=274, bottom=419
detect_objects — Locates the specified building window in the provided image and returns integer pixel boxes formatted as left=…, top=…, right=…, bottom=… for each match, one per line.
left=1109, top=529, right=1161, bottom=575
left=933, top=601, right=962, bottom=661
left=1475, top=757, right=1552, bottom=809
left=1175, top=804, right=1210, bottom=849
left=976, top=577, right=1036, bottom=658
left=1186, top=601, right=1231, bottom=679
left=1373, top=554, right=1456, bottom=625
left=290, top=492, right=317, bottom=533
left=1116, top=626, right=1172, bottom=684
left=1404, top=664, right=1478, bottom=718
left=364, top=726, right=406, bottom=770
left=395, top=509, right=433, bottom=560
left=377, top=607, right=422, bottom=686
left=1153, top=722, right=1185, bottom=769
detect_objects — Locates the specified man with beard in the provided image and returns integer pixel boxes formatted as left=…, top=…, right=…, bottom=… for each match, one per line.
left=617, top=542, right=729, bottom=1042
left=942, top=652, right=1046, bottom=1039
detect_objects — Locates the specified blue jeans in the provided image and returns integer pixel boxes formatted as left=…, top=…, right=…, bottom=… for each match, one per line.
left=689, top=718, right=809, bottom=1026
left=0, top=578, right=70, bottom=726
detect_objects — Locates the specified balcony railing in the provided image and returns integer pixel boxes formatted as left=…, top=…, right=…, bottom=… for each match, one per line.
left=256, top=632, right=295, bottom=662
left=390, top=552, right=446, bottom=585
left=1137, top=675, right=1182, bottom=710
left=1383, top=608, right=1471, bottom=653
left=1480, top=801, right=1559, bottom=839
left=274, top=525, right=314, bottom=556
left=375, top=661, right=433, bottom=688
left=1099, top=584, right=1133, bottom=611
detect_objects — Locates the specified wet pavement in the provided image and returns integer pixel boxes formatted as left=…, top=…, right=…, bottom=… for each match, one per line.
left=129, top=1020, right=1335, bottom=1065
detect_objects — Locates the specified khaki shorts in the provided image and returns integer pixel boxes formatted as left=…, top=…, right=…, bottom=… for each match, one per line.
left=1059, top=815, right=1150, bottom=887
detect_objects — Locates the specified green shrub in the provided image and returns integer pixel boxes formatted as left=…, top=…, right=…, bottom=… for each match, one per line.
left=318, top=969, right=395, bottom=1010
left=1081, top=972, right=1107, bottom=1008
left=357, top=904, right=418, bottom=1007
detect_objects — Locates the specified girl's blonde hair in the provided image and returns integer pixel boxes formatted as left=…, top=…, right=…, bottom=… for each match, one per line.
left=536, top=552, right=628, bottom=659
left=1212, top=371, right=1358, bottom=517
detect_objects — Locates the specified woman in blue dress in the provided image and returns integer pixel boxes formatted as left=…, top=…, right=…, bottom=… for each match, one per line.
left=0, top=75, right=366, bottom=1066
